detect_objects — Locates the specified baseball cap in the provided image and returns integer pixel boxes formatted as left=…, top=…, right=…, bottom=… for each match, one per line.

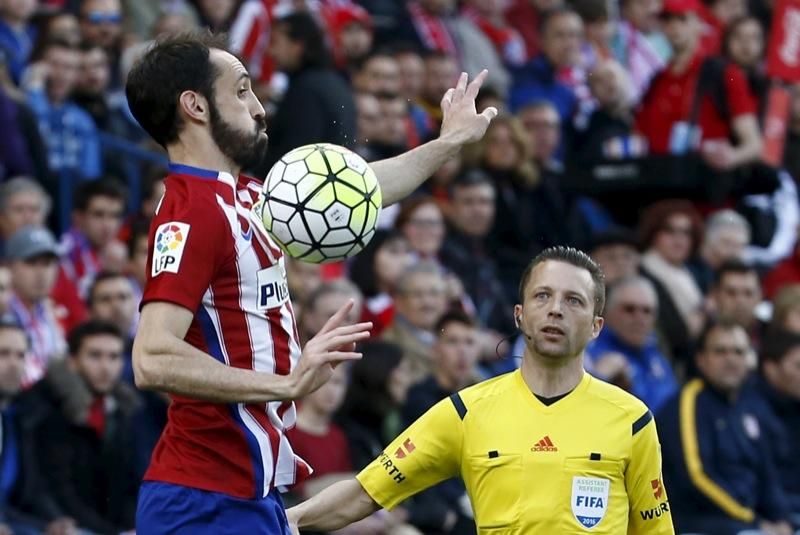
left=329, top=3, right=372, bottom=33
left=660, top=0, right=701, bottom=16
left=4, top=226, right=61, bottom=261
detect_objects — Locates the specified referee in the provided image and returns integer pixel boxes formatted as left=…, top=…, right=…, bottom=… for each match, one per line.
left=287, top=246, right=675, bottom=534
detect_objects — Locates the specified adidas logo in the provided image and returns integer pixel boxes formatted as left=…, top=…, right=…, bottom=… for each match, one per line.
left=531, top=435, right=558, bottom=452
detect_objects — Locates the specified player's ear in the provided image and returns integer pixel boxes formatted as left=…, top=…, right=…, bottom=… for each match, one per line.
left=591, top=316, right=604, bottom=340
left=178, top=90, right=210, bottom=125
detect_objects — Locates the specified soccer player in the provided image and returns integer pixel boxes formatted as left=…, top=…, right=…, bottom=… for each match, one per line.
left=125, top=31, right=496, bottom=534
left=287, top=246, right=675, bottom=534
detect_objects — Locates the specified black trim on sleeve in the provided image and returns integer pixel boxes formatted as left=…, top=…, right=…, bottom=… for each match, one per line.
left=632, top=410, right=653, bottom=436
left=450, top=393, right=467, bottom=420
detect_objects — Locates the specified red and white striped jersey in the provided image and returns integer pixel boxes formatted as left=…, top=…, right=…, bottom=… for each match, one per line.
left=141, top=163, right=311, bottom=499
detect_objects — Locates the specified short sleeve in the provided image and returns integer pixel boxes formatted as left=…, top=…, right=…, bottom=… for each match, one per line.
left=356, top=398, right=463, bottom=510
left=723, top=64, right=757, bottom=118
left=141, top=178, right=233, bottom=313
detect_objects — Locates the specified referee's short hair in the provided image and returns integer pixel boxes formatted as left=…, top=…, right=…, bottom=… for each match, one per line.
left=518, top=246, right=606, bottom=316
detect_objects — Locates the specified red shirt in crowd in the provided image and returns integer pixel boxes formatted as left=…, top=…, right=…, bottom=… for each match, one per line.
left=763, top=251, right=800, bottom=299
left=286, top=422, right=353, bottom=494
left=635, top=50, right=757, bottom=154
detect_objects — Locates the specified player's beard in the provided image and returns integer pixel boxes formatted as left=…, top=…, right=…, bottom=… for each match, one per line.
left=209, top=103, right=268, bottom=173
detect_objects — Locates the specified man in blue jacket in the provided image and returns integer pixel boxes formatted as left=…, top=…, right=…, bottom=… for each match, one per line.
left=658, top=319, right=793, bottom=535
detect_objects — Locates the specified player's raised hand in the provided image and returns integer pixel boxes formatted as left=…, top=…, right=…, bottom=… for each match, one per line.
left=290, top=299, right=371, bottom=398
left=438, top=70, right=498, bottom=147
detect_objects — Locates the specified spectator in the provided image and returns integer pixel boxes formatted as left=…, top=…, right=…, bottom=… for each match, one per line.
left=38, top=11, right=82, bottom=48
left=393, top=43, right=426, bottom=102
left=586, top=276, right=678, bottom=413
left=573, top=0, right=613, bottom=66
left=349, top=229, right=415, bottom=336
left=635, top=0, right=762, bottom=176
left=517, top=99, right=561, bottom=170
left=710, top=260, right=765, bottom=350
left=509, top=6, right=585, bottom=123
left=123, top=219, right=148, bottom=303
left=6, top=226, right=66, bottom=387
left=395, top=196, right=446, bottom=262
left=86, top=271, right=137, bottom=361
left=723, top=16, right=768, bottom=119
left=439, top=168, right=512, bottom=333
left=763, top=240, right=800, bottom=300
left=374, top=94, right=416, bottom=157
left=0, top=320, right=76, bottom=535
left=59, top=179, right=126, bottom=300
left=504, top=0, right=564, bottom=60
left=698, top=0, right=747, bottom=56
left=400, top=310, right=479, bottom=535
left=692, top=209, right=751, bottom=293
left=328, top=2, right=373, bottom=76
left=610, top=0, right=666, bottom=103
left=756, top=331, right=800, bottom=524
left=784, top=84, right=800, bottom=186
left=352, top=50, right=401, bottom=96
left=769, top=285, right=800, bottom=335
left=284, top=256, right=322, bottom=321
left=0, top=0, right=37, bottom=85
left=0, top=266, right=11, bottom=321
left=639, top=200, right=706, bottom=361
left=262, top=12, right=356, bottom=172
left=18, top=320, right=139, bottom=534
left=461, top=0, right=527, bottom=67
left=418, top=50, right=459, bottom=128
left=353, top=91, right=382, bottom=158
left=78, top=0, right=123, bottom=86
left=382, top=261, right=448, bottom=385
left=0, top=177, right=50, bottom=250
left=588, top=226, right=641, bottom=285
left=658, top=320, right=793, bottom=535
left=0, top=83, right=36, bottom=183
left=299, top=279, right=363, bottom=345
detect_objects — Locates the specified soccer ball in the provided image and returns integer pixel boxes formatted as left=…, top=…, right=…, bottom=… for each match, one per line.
left=257, top=143, right=382, bottom=264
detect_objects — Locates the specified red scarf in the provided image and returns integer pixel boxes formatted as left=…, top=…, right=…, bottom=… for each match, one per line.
left=87, top=396, right=105, bottom=438
left=408, top=2, right=457, bottom=55
left=461, top=6, right=526, bottom=66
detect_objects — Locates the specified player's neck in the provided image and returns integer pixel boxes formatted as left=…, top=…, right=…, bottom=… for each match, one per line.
left=167, top=138, right=241, bottom=178
left=520, top=352, right=584, bottom=398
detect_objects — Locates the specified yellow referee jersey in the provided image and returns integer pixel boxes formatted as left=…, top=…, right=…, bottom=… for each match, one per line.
left=356, top=370, right=675, bottom=534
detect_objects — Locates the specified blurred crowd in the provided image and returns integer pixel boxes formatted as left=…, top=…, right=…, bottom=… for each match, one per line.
left=1, top=0, right=800, bottom=534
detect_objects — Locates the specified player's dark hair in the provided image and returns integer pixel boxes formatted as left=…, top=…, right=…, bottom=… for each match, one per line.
left=348, top=229, right=407, bottom=297
left=760, top=329, right=800, bottom=365
left=713, top=259, right=758, bottom=287
left=696, top=318, right=746, bottom=353
left=435, top=309, right=476, bottom=336
left=68, top=320, right=123, bottom=357
left=126, top=30, right=228, bottom=148
left=518, top=246, right=606, bottom=315
left=87, top=271, right=130, bottom=308
left=73, top=179, right=127, bottom=212
left=273, top=12, right=331, bottom=70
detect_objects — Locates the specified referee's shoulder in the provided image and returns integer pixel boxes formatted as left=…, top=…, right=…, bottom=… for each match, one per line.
left=453, top=371, right=518, bottom=411
left=585, top=374, right=652, bottom=425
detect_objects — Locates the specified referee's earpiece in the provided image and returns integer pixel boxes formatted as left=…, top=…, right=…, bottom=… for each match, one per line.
left=515, top=314, right=531, bottom=340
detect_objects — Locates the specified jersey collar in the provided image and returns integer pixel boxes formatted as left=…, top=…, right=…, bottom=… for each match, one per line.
left=516, top=369, right=592, bottom=414
left=168, top=163, right=219, bottom=180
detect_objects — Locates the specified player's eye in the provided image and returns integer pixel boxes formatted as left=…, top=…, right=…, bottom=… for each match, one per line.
left=567, top=296, right=583, bottom=306
left=534, top=291, right=549, bottom=301
left=238, top=87, right=248, bottom=97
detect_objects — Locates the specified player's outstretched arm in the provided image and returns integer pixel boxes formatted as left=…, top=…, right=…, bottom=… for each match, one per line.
left=371, top=69, right=498, bottom=206
left=287, top=478, right=380, bottom=533
left=133, top=300, right=370, bottom=402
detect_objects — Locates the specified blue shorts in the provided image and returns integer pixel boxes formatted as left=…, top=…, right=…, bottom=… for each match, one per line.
left=136, top=481, right=291, bottom=534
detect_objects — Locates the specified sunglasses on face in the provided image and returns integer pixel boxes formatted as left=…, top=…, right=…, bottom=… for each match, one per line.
left=85, top=11, right=122, bottom=24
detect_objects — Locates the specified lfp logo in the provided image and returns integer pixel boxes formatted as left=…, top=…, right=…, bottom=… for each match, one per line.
left=571, top=477, right=609, bottom=529
left=152, top=222, right=190, bottom=276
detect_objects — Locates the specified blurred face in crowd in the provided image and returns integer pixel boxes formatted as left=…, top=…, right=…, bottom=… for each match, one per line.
left=726, top=18, right=764, bottom=70
left=90, top=276, right=136, bottom=334
left=589, top=61, right=629, bottom=111
left=1, top=0, right=36, bottom=23
left=355, top=55, right=401, bottom=96
left=47, top=13, right=82, bottom=46
left=605, top=281, right=657, bottom=348
left=395, top=51, right=425, bottom=101
left=434, top=319, right=480, bottom=390
left=71, top=333, right=124, bottom=394
left=484, top=122, right=521, bottom=171
left=302, top=363, right=348, bottom=417
left=696, top=325, right=751, bottom=394
left=466, top=0, right=508, bottom=17
left=420, top=0, right=455, bottom=15
left=141, top=179, right=165, bottom=219
left=395, top=271, right=448, bottom=331
left=75, top=195, right=125, bottom=250
left=378, top=96, right=408, bottom=146
left=339, top=22, right=372, bottom=62
left=303, top=289, right=362, bottom=340
left=401, top=202, right=445, bottom=257
left=623, top=0, right=661, bottom=32
left=152, top=13, right=194, bottom=38
left=591, top=244, right=639, bottom=285
left=711, top=0, right=747, bottom=25
left=652, top=213, right=694, bottom=265
left=515, top=260, right=603, bottom=361
left=0, top=327, right=26, bottom=400
left=387, top=358, right=414, bottom=405
left=662, top=12, right=700, bottom=55
left=197, top=0, right=236, bottom=27
left=0, top=188, right=49, bottom=238
left=80, top=0, right=122, bottom=49
left=450, top=182, right=495, bottom=238
left=374, top=236, right=414, bottom=293
left=79, top=47, right=110, bottom=95
left=424, top=55, right=459, bottom=104
left=714, top=271, right=761, bottom=328
left=11, top=255, right=59, bottom=305
left=518, top=105, right=560, bottom=163
left=780, top=304, right=800, bottom=334
left=99, top=240, right=128, bottom=273
left=0, top=267, right=12, bottom=316
left=355, top=93, right=381, bottom=144
left=44, top=45, right=82, bottom=104
left=764, top=345, right=800, bottom=400
left=703, top=224, right=748, bottom=268
left=128, top=234, right=148, bottom=287
left=286, top=257, right=322, bottom=305
left=585, top=18, right=613, bottom=50
left=541, top=12, right=584, bottom=68
left=270, top=24, right=303, bottom=72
